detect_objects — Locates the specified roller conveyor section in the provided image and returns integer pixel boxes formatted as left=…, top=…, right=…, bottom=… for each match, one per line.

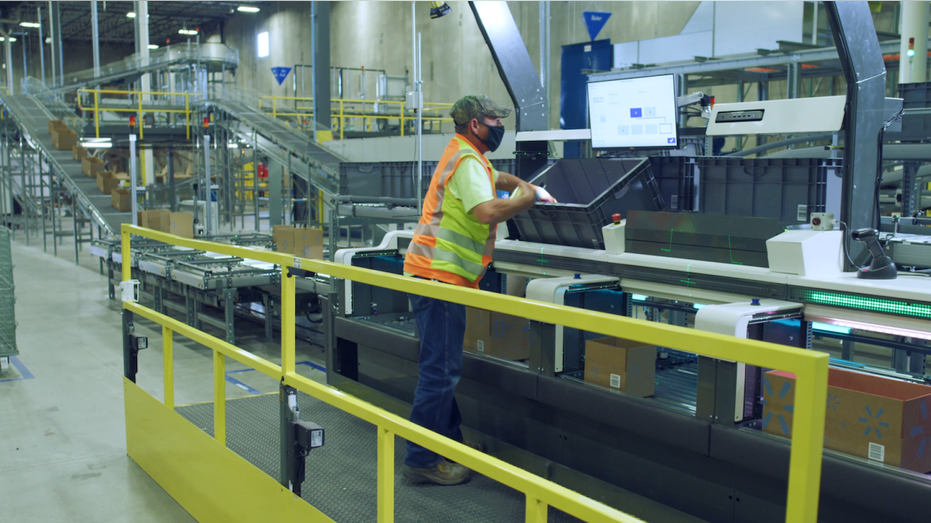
left=212, top=92, right=345, bottom=195
left=0, top=93, right=129, bottom=235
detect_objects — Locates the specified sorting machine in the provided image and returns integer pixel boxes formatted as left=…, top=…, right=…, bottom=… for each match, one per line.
left=325, top=158, right=931, bottom=522
left=92, top=234, right=330, bottom=347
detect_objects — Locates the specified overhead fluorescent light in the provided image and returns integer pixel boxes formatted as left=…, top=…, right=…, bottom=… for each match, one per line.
left=237, top=6, right=260, bottom=13
left=80, top=139, right=113, bottom=149
left=126, top=12, right=136, bottom=18
left=179, top=29, right=199, bottom=36
left=148, top=44, right=159, bottom=50
left=20, top=22, right=41, bottom=28
left=228, top=142, right=239, bottom=148
left=0, top=38, right=17, bottom=42
left=45, top=37, right=51, bottom=44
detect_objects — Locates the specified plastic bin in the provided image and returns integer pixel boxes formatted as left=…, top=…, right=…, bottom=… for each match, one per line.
left=649, top=156, right=697, bottom=212
left=513, top=158, right=665, bottom=249
left=697, top=157, right=839, bottom=226
left=898, top=82, right=931, bottom=137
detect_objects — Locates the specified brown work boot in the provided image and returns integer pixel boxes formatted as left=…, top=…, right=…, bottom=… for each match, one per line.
left=402, top=459, right=471, bottom=485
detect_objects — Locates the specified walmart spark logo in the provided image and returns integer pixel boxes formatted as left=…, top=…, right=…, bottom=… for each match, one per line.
left=911, top=400, right=928, bottom=458
left=827, top=394, right=840, bottom=411
left=491, top=319, right=509, bottom=339
left=762, top=376, right=794, bottom=435
left=859, top=406, right=891, bottom=439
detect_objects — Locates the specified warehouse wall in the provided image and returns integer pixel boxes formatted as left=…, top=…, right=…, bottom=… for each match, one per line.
left=219, top=1, right=699, bottom=130
left=3, top=34, right=134, bottom=93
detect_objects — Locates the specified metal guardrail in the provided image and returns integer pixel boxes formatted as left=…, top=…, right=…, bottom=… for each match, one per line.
left=0, top=226, right=16, bottom=359
left=120, top=223, right=829, bottom=523
left=78, top=88, right=199, bottom=140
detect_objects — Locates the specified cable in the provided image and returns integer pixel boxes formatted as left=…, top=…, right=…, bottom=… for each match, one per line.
left=836, top=220, right=860, bottom=269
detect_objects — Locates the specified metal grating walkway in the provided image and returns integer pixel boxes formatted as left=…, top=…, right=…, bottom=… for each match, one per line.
left=177, top=392, right=582, bottom=523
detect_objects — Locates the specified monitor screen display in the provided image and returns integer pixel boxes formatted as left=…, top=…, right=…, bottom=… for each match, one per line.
left=588, top=74, right=679, bottom=149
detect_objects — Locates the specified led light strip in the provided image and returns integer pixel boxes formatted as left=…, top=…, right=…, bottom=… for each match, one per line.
left=806, top=315, right=931, bottom=342
left=794, top=288, right=931, bottom=320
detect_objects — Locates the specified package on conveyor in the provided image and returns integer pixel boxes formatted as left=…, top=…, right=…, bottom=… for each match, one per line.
left=138, top=209, right=193, bottom=238
left=72, top=145, right=87, bottom=162
left=583, top=337, right=656, bottom=397
left=96, top=171, right=118, bottom=194
left=82, top=156, right=104, bottom=178
left=273, top=225, right=324, bottom=259
left=763, top=368, right=931, bottom=473
left=48, top=120, right=66, bottom=133
left=50, top=124, right=77, bottom=151
left=111, top=188, right=131, bottom=212
left=463, top=307, right=530, bottom=361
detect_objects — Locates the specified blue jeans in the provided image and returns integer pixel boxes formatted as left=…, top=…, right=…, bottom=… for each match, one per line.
left=405, top=292, right=466, bottom=468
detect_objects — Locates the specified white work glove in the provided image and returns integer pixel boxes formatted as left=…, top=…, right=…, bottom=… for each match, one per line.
left=535, top=186, right=557, bottom=203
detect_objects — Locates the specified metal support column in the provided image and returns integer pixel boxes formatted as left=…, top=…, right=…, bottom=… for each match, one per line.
left=50, top=1, right=63, bottom=86
left=37, top=6, right=45, bottom=85
left=167, top=148, right=176, bottom=212
left=204, top=134, right=213, bottom=235
left=311, top=1, right=331, bottom=141
left=263, top=294, right=274, bottom=342
left=90, top=0, right=101, bottom=79
left=3, top=34, right=13, bottom=96
left=130, top=135, right=139, bottom=225
left=224, top=288, right=236, bottom=346
left=252, top=132, right=259, bottom=232
left=787, top=62, right=801, bottom=99
left=19, top=134, right=27, bottom=245
left=268, top=159, right=283, bottom=227
left=71, top=192, right=79, bottom=264
left=901, top=162, right=920, bottom=218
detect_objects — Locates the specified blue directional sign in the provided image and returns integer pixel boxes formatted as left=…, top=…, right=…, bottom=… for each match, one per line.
left=271, top=67, right=292, bottom=86
left=582, top=11, right=611, bottom=41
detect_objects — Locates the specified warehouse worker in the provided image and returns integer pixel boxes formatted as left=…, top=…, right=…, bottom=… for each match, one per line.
left=401, top=94, right=556, bottom=485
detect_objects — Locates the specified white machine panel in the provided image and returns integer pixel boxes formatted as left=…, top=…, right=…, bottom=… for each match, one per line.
left=706, top=96, right=846, bottom=136
left=526, top=274, right=620, bottom=373
left=766, top=230, right=843, bottom=277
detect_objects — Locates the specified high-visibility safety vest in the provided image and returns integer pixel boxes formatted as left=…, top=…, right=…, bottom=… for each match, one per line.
left=404, top=135, right=497, bottom=288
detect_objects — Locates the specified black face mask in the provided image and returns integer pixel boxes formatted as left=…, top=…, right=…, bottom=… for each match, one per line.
left=478, top=121, right=505, bottom=152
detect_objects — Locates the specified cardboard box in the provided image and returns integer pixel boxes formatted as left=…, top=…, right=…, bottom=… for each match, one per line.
left=51, top=128, right=77, bottom=150
left=111, top=188, right=131, bottom=212
left=169, top=212, right=194, bottom=238
left=96, top=171, right=119, bottom=194
left=463, top=307, right=531, bottom=361
left=273, top=225, right=294, bottom=255
left=293, top=227, right=324, bottom=259
left=82, top=157, right=103, bottom=178
left=72, top=145, right=87, bottom=162
left=48, top=119, right=66, bottom=134
left=140, top=209, right=171, bottom=232
left=584, top=337, right=656, bottom=397
left=763, top=368, right=931, bottom=473
left=273, top=226, right=324, bottom=259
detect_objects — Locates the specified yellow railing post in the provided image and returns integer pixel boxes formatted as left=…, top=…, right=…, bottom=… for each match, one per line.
left=273, top=97, right=277, bottom=119
left=525, top=495, right=548, bottom=523
left=377, top=426, right=394, bottom=523
left=339, top=100, right=345, bottom=140
left=121, top=228, right=131, bottom=282
left=138, top=93, right=144, bottom=140
left=94, top=91, right=100, bottom=138
left=214, top=350, right=226, bottom=445
left=280, top=266, right=296, bottom=376
left=784, top=361, right=829, bottom=521
left=163, top=325, right=174, bottom=410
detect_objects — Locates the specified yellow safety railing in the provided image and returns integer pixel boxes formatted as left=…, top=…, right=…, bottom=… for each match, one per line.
left=120, top=223, right=828, bottom=523
left=258, top=96, right=455, bottom=139
left=78, top=89, right=199, bottom=140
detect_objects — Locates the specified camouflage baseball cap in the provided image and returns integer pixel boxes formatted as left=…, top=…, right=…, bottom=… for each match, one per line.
left=450, top=95, right=512, bottom=125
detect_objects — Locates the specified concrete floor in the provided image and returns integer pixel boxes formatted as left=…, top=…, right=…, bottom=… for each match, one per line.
left=0, top=226, right=327, bottom=522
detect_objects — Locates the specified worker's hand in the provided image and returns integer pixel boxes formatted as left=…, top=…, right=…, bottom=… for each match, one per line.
left=531, top=184, right=557, bottom=203
left=512, top=180, right=537, bottom=211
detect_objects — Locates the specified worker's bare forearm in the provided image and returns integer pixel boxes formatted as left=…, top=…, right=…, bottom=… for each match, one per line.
left=472, top=191, right=536, bottom=224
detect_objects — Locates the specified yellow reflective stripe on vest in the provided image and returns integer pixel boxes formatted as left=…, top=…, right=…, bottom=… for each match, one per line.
left=414, top=224, right=487, bottom=256
left=407, top=241, right=485, bottom=281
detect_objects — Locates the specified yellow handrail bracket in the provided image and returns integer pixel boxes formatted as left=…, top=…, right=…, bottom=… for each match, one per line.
left=119, top=224, right=827, bottom=523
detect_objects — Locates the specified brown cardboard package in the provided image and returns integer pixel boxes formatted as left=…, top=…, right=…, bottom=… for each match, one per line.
left=72, top=145, right=87, bottom=162
left=96, top=171, right=118, bottom=194
left=273, top=225, right=294, bottom=254
left=463, top=307, right=530, bottom=361
left=82, top=157, right=103, bottom=178
left=293, top=227, right=324, bottom=259
left=51, top=128, right=77, bottom=150
left=111, top=188, right=131, bottom=211
left=169, top=212, right=194, bottom=238
left=140, top=209, right=171, bottom=232
left=763, top=368, right=931, bottom=473
left=273, top=226, right=324, bottom=259
left=48, top=119, right=66, bottom=134
left=583, top=337, right=656, bottom=397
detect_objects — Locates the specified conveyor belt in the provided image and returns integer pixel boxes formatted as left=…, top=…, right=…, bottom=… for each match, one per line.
left=176, top=392, right=581, bottom=523
left=212, top=95, right=344, bottom=195
left=0, top=93, right=130, bottom=235
left=652, top=361, right=699, bottom=415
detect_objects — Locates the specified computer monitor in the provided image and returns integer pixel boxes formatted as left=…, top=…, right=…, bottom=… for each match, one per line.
left=588, top=74, right=679, bottom=150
